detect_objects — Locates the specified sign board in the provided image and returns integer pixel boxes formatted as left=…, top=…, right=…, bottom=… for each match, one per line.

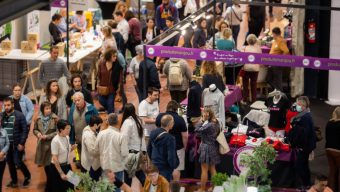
left=233, top=146, right=254, bottom=174
left=51, top=0, right=88, bottom=10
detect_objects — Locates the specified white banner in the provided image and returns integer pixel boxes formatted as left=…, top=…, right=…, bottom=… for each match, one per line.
left=69, top=0, right=89, bottom=11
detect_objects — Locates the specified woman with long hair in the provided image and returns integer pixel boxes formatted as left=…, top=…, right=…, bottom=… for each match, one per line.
left=142, top=17, right=160, bottom=43
left=195, top=107, right=220, bottom=192
left=114, top=1, right=128, bottom=17
left=39, top=79, right=67, bottom=120
left=201, top=61, right=226, bottom=93
left=97, top=49, right=122, bottom=114
left=33, top=101, right=58, bottom=186
left=325, top=106, right=340, bottom=191
left=101, top=25, right=117, bottom=54
left=193, top=18, right=209, bottom=68
left=121, top=103, right=146, bottom=189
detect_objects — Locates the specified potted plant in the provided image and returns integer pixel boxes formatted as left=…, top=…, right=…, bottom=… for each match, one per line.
left=67, top=172, right=115, bottom=192
left=211, top=172, right=228, bottom=192
left=240, top=142, right=277, bottom=192
left=223, top=174, right=247, bottom=192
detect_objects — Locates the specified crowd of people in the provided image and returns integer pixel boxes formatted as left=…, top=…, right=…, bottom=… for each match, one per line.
left=0, top=0, right=339, bottom=192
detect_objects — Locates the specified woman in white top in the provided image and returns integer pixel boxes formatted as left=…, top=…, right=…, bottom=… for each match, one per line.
left=47, top=119, right=76, bottom=192
left=101, top=25, right=118, bottom=54
left=129, top=45, right=144, bottom=101
left=242, top=34, right=262, bottom=103
left=121, top=103, right=146, bottom=189
left=224, top=0, right=243, bottom=47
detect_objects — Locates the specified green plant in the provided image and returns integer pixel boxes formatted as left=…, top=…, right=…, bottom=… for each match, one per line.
left=240, top=142, right=277, bottom=192
left=67, top=172, right=115, bottom=192
left=223, top=175, right=246, bottom=192
left=211, top=172, right=228, bottom=186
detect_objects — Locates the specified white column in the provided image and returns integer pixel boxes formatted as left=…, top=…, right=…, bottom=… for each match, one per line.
left=326, top=0, right=340, bottom=105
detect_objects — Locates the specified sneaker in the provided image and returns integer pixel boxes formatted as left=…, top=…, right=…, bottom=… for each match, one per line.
left=23, top=177, right=31, bottom=187
left=6, top=181, right=18, bottom=188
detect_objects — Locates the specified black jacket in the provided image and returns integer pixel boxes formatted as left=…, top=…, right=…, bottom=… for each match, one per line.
left=187, top=81, right=203, bottom=118
left=202, top=74, right=226, bottom=93
left=49, top=22, right=63, bottom=45
left=113, top=32, right=125, bottom=54
left=142, top=26, right=160, bottom=43
left=1, top=110, right=28, bottom=146
left=137, top=58, right=161, bottom=99
left=192, top=28, right=207, bottom=48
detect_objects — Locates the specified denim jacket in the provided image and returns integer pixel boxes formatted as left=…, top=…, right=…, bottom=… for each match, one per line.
left=7, top=95, right=34, bottom=125
left=0, top=129, right=9, bottom=155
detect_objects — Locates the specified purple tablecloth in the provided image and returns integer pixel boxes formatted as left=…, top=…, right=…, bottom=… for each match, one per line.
left=181, top=85, right=242, bottom=109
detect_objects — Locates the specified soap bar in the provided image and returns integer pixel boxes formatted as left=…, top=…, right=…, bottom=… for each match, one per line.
left=27, top=33, right=39, bottom=44
left=21, top=41, right=37, bottom=53
left=1, top=40, right=12, bottom=50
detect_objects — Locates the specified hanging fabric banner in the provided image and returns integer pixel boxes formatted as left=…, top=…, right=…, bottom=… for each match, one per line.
left=145, top=45, right=340, bottom=71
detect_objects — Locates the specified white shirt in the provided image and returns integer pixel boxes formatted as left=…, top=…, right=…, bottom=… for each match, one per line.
left=51, top=135, right=70, bottom=164
left=129, top=56, right=141, bottom=79
left=149, top=184, right=157, bottom=192
left=138, top=99, right=159, bottom=136
left=117, top=19, right=130, bottom=43
left=81, top=126, right=100, bottom=171
left=95, top=126, right=129, bottom=172
left=224, top=5, right=243, bottom=26
left=121, top=117, right=147, bottom=152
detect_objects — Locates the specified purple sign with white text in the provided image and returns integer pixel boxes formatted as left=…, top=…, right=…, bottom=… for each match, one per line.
left=51, top=0, right=67, bottom=7
left=145, top=45, right=340, bottom=71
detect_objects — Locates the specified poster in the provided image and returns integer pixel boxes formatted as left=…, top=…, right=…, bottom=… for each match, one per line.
left=27, top=11, right=40, bottom=34
left=0, top=22, right=12, bottom=42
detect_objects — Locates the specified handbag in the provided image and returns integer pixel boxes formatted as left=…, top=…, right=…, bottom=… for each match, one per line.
left=125, top=136, right=148, bottom=178
left=97, top=86, right=110, bottom=96
left=216, top=128, right=230, bottom=154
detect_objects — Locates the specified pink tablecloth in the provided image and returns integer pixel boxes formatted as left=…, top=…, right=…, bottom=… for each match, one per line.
left=181, top=85, right=242, bottom=109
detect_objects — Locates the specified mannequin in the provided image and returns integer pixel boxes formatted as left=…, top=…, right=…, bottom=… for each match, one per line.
left=265, top=90, right=290, bottom=132
left=202, top=84, right=225, bottom=129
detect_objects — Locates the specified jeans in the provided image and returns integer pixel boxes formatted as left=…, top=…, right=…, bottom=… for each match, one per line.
left=0, top=160, right=6, bottom=192
left=90, top=167, right=102, bottom=181
left=115, top=171, right=124, bottom=192
left=7, top=143, right=31, bottom=183
left=242, top=71, right=259, bottom=102
left=99, top=93, right=115, bottom=113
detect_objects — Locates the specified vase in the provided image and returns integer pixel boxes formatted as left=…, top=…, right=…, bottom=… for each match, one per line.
left=213, top=186, right=224, bottom=192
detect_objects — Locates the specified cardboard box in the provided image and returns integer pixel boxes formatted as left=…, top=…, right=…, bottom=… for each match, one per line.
left=56, top=42, right=65, bottom=57
left=27, top=33, right=39, bottom=44
left=21, top=41, right=37, bottom=53
left=0, top=49, right=9, bottom=56
left=1, top=40, right=12, bottom=51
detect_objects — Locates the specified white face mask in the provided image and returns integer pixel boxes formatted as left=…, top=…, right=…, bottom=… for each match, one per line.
left=296, top=105, right=303, bottom=112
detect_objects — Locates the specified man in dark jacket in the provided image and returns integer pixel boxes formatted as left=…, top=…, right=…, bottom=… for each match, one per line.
left=148, top=115, right=179, bottom=182
left=289, top=96, right=316, bottom=189
left=65, top=74, right=93, bottom=107
left=1, top=97, right=31, bottom=188
left=138, top=58, right=161, bottom=100
left=155, top=101, right=188, bottom=181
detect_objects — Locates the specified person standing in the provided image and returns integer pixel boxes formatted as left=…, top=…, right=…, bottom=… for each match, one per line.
left=1, top=97, right=31, bottom=188
left=8, top=84, right=34, bottom=127
left=242, top=34, right=262, bottom=103
left=57, top=8, right=68, bottom=33
left=39, top=79, right=67, bottom=120
left=108, top=20, right=125, bottom=54
left=142, top=17, right=160, bottom=43
left=97, top=49, right=122, bottom=114
left=33, top=101, right=58, bottom=185
left=65, top=74, right=93, bottom=108
left=95, top=113, right=128, bottom=192
left=163, top=58, right=192, bottom=103
left=155, top=101, right=188, bottom=181
left=47, top=119, right=75, bottom=192
left=125, top=10, right=142, bottom=57
left=114, top=11, right=130, bottom=46
left=39, top=46, right=71, bottom=87
left=81, top=115, right=103, bottom=181
left=137, top=58, right=161, bottom=100
left=155, top=0, right=179, bottom=31
left=49, top=13, right=66, bottom=45
left=247, top=0, right=265, bottom=37
left=0, top=122, right=9, bottom=192
left=70, top=10, right=87, bottom=33
left=147, top=115, right=179, bottom=182
left=288, top=96, right=316, bottom=189
left=267, top=27, right=289, bottom=91
left=129, top=45, right=144, bottom=101
left=201, top=61, right=226, bottom=93
left=224, top=0, right=243, bottom=47
left=325, top=107, right=340, bottom=192
left=101, top=25, right=118, bottom=54
left=138, top=87, right=160, bottom=137
left=195, top=107, right=220, bottom=192
left=121, top=103, right=146, bottom=188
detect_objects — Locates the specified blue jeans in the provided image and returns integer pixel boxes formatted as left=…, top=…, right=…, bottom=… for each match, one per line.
left=99, top=93, right=115, bottom=113
left=114, top=171, right=124, bottom=192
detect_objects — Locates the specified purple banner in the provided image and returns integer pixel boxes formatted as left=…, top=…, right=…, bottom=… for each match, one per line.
left=145, top=45, right=340, bottom=71
left=51, top=0, right=67, bottom=7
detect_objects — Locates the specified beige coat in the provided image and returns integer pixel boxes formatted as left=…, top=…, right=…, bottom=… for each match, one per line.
left=33, top=114, right=58, bottom=166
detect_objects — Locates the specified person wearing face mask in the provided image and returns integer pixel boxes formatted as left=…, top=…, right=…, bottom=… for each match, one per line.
left=81, top=115, right=103, bottom=181
left=288, top=96, right=316, bottom=190
left=65, top=74, right=93, bottom=108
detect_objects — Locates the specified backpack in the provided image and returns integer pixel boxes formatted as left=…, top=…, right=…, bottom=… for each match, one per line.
left=168, top=60, right=183, bottom=86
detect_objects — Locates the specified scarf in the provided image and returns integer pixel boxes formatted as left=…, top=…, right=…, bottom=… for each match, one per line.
left=40, top=114, right=51, bottom=132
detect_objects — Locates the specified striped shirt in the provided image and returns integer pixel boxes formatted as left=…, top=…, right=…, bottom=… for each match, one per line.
left=38, top=58, right=71, bottom=86
left=2, top=112, right=15, bottom=142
